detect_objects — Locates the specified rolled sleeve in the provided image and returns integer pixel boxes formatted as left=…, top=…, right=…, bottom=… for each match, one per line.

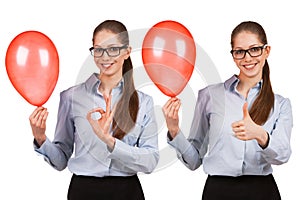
left=32, top=91, right=75, bottom=171
left=107, top=94, right=159, bottom=173
left=168, top=131, right=202, bottom=170
left=108, top=138, right=159, bottom=173
left=261, top=98, right=293, bottom=165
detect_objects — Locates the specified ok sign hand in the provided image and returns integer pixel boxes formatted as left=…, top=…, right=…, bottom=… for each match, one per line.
left=86, top=95, right=116, bottom=149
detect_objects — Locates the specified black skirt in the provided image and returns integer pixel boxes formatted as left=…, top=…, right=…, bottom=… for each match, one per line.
left=67, top=174, right=145, bottom=200
left=202, top=174, right=281, bottom=200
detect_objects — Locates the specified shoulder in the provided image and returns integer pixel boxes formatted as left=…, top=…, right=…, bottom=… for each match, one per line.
left=59, top=82, right=86, bottom=101
left=135, top=91, right=156, bottom=123
left=274, top=93, right=292, bottom=110
left=274, top=93, right=289, bottom=102
left=136, top=90, right=154, bottom=106
left=272, top=94, right=293, bottom=126
left=197, top=82, right=225, bottom=99
left=194, top=82, right=226, bottom=113
left=59, top=73, right=98, bottom=100
left=196, top=74, right=236, bottom=99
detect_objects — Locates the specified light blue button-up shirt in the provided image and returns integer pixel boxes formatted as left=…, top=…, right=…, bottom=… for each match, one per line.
left=168, top=75, right=293, bottom=176
left=34, top=73, right=159, bottom=177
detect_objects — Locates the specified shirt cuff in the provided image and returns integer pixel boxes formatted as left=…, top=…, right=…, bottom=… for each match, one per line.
left=33, top=139, right=41, bottom=148
left=259, top=132, right=270, bottom=150
left=107, top=139, right=128, bottom=159
left=167, top=130, right=191, bottom=155
left=33, top=137, right=50, bottom=155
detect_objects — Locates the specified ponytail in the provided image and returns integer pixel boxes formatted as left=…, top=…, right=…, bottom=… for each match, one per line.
left=249, top=61, right=274, bottom=125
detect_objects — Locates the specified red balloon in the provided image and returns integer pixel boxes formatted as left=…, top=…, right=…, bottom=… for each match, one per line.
left=142, top=20, right=196, bottom=97
left=5, top=31, right=59, bottom=106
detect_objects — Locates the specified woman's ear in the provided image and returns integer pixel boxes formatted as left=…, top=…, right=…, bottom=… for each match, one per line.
left=265, top=45, right=271, bottom=59
left=124, top=46, right=132, bottom=60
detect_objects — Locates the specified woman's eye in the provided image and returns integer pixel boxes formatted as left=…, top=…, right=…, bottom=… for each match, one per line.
left=250, top=47, right=260, bottom=52
left=95, top=48, right=103, bottom=53
left=235, top=50, right=244, bottom=55
left=108, top=47, right=118, bottom=52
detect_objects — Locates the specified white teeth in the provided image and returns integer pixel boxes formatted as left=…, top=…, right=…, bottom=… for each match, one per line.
left=102, top=64, right=111, bottom=68
left=244, top=64, right=255, bottom=69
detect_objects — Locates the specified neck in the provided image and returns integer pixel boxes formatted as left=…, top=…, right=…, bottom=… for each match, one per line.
left=237, top=74, right=262, bottom=98
left=98, top=73, right=122, bottom=97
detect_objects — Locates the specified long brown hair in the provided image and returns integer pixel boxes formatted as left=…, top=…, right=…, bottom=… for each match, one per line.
left=231, top=21, right=274, bottom=125
left=92, top=20, right=139, bottom=139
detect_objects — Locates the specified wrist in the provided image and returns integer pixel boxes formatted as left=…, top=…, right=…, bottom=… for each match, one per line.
left=106, top=135, right=116, bottom=150
left=256, top=127, right=269, bottom=149
left=35, top=135, right=46, bottom=147
left=169, top=128, right=179, bottom=139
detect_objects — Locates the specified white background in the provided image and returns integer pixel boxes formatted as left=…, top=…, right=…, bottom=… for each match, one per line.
left=0, top=0, right=299, bottom=199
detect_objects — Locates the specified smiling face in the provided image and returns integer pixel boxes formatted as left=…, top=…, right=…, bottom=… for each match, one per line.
left=93, top=30, right=131, bottom=78
left=232, top=31, right=270, bottom=81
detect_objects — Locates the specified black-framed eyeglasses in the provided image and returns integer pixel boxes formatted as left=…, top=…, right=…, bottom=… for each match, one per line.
left=89, top=44, right=128, bottom=57
left=230, top=44, right=268, bottom=60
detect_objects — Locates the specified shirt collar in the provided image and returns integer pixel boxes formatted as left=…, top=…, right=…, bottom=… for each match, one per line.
left=85, top=73, right=124, bottom=94
left=224, top=75, right=263, bottom=92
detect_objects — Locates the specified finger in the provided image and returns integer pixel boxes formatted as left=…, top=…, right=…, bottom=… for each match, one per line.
left=36, top=108, right=48, bottom=127
left=163, top=98, right=179, bottom=114
left=29, top=107, right=45, bottom=121
left=163, top=100, right=174, bottom=117
left=163, top=97, right=178, bottom=110
left=231, top=120, right=244, bottom=128
left=110, top=103, right=117, bottom=119
left=106, top=95, right=112, bottom=117
left=88, top=107, right=106, bottom=114
left=168, top=102, right=180, bottom=119
left=170, top=100, right=181, bottom=118
left=105, top=103, right=117, bottom=129
left=162, top=99, right=173, bottom=113
left=40, top=111, right=49, bottom=128
left=234, top=132, right=247, bottom=140
left=30, top=108, right=46, bottom=125
left=243, top=102, right=250, bottom=119
left=232, top=125, right=245, bottom=133
left=174, top=100, right=181, bottom=112
left=103, top=118, right=112, bottom=133
left=105, top=95, right=112, bottom=115
left=101, top=106, right=115, bottom=134
left=86, top=108, right=105, bottom=121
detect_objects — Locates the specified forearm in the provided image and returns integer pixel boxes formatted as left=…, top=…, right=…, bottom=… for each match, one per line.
left=98, top=134, right=116, bottom=151
left=108, top=139, right=159, bottom=173
left=260, top=98, right=293, bottom=164
left=255, top=126, right=269, bottom=149
left=261, top=133, right=291, bottom=165
left=34, top=138, right=71, bottom=171
left=168, top=131, right=203, bottom=170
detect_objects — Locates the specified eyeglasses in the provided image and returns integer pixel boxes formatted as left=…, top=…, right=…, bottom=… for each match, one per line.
left=230, top=44, right=268, bottom=60
left=89, top=44, right=128, bottom=57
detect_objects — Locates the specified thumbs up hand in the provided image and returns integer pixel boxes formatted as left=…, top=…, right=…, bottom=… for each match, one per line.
left=232, top=102, right=269, bottom=147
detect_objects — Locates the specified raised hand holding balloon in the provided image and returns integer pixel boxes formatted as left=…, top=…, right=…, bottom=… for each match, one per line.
left=5, top=31, right=59, bottom=106
left=142, top=20, right=196, bottom=97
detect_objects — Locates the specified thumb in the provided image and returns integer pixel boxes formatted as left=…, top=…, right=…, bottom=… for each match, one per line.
left=243, top=102, right=250, bottom=119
